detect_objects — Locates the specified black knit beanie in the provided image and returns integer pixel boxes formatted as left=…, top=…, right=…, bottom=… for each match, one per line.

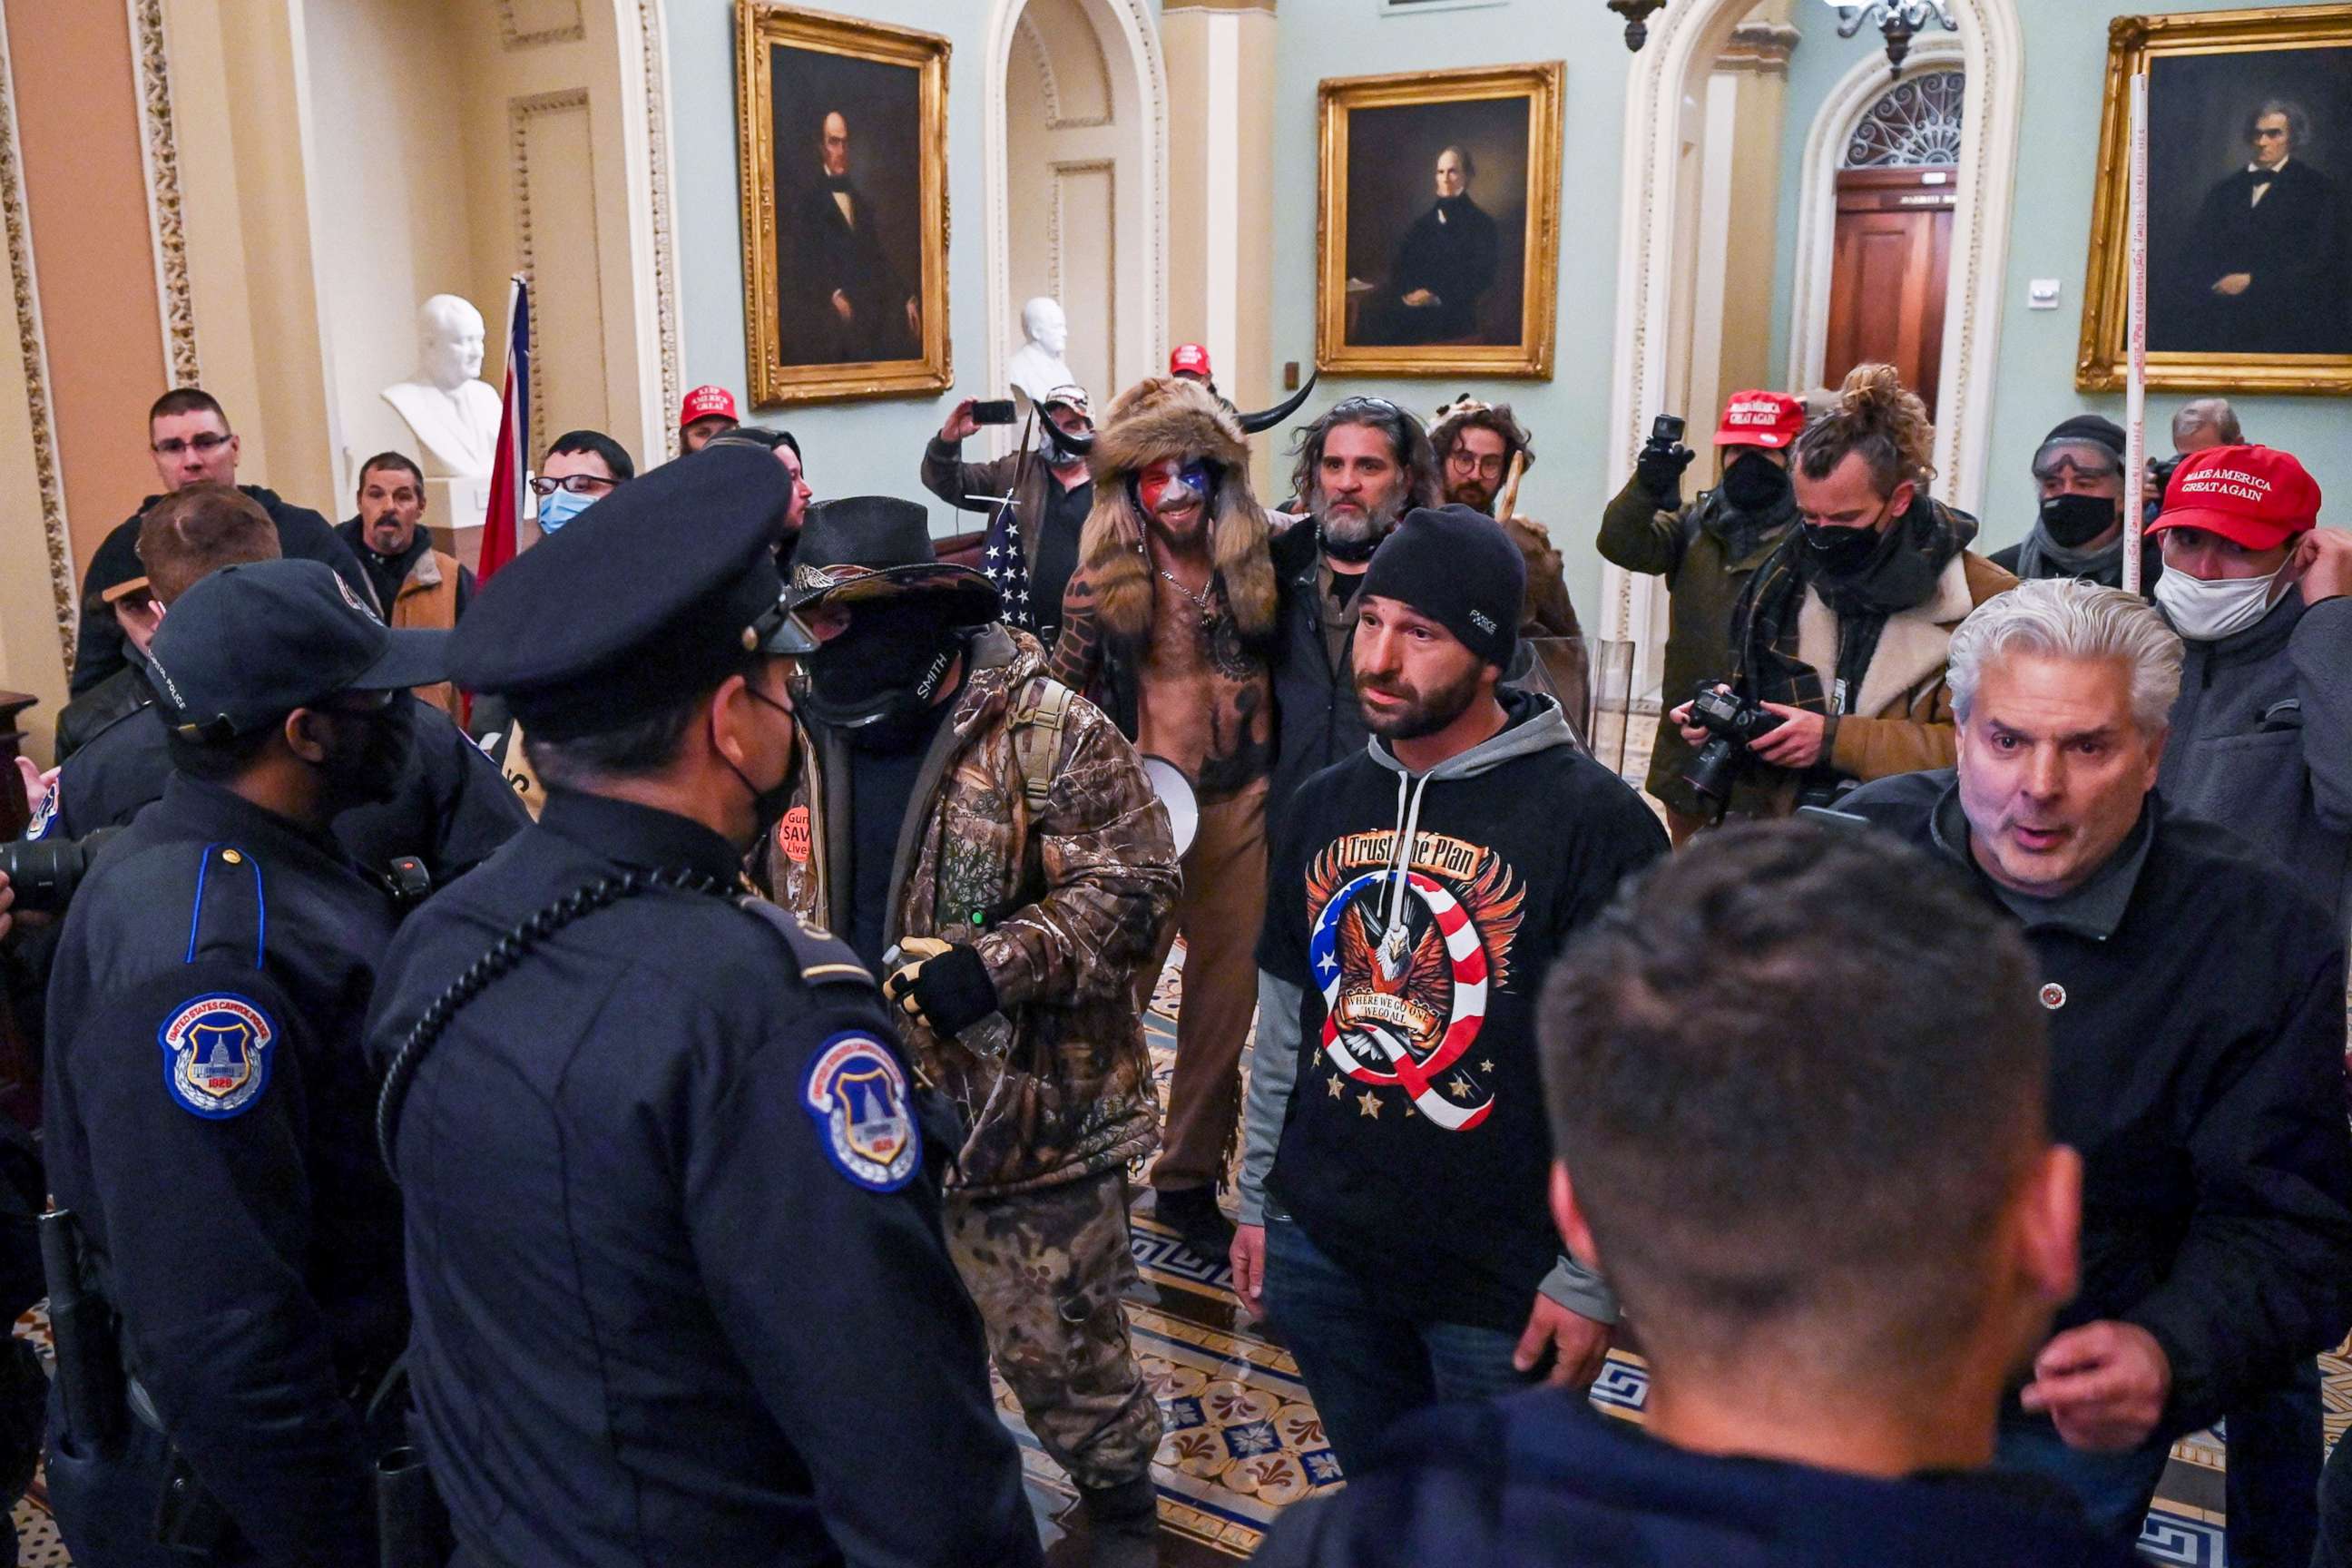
left=1361, top=504, right=1524, bottom=670
left=2040, top=414, right=2127, bottom=461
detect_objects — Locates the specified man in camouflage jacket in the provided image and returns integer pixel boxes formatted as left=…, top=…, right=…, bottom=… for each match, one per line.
left=762, top=496, right=1181, bottom=1564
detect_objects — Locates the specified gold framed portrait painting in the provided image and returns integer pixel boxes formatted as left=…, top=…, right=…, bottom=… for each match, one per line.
left=1317, top=62, right=1564, bottom=378
left=737, top=3, right=950, bottom=406
left=2079, top=5, right=2352, bottom=396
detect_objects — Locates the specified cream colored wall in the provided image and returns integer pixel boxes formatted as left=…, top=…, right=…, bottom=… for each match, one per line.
left=0, top=211, right=68, bottom=757
left=301, top=0, right=477, bottom=499
left=6, top=3, right=170, bottom=571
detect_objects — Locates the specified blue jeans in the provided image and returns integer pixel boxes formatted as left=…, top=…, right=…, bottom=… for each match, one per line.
left=1259, top=1213, right=1535, bottom=1475
left=1994, top=1416, right=2172, bottom=1549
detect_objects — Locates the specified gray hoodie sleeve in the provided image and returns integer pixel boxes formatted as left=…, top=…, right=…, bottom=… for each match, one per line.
left=1538, top=1254, right=1620, bottom=1325
left=1237, top=970, right=1303, bottom=1225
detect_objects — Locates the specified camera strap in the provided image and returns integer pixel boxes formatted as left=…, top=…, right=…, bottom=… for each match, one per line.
left=373, top=867, right=730, bottom=1177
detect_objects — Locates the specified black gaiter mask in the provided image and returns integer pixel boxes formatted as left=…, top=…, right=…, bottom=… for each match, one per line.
left=801, top=599, right=965, bottom=749
left=2038, top=492, right=2120, bottom=550
left=1719, top=452, right=1790, bottom=514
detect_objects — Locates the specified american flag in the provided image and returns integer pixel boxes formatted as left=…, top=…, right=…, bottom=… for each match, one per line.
left=475, top=273, right=530, bottom=582
left=981, top=485, right=1034, bottom=632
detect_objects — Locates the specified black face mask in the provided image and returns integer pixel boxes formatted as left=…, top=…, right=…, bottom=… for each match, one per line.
left=1719, top=453, right=1790, bottom=514
left=2039, top=492, right=2120, bottom=550
left=1800, top=518, right=1886, bottom=578
left=800, top=599, right=965, bottom=744
left=723, top=682, right=800, bottom=844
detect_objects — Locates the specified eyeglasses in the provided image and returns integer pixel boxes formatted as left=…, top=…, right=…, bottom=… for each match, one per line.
left=528, top=474, right=620, bottom=497
left=1446, top=449, right=1506, bottom=478
left=152, top=432, right=233, bottom=457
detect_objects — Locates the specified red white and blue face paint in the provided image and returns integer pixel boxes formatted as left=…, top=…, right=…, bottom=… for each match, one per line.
left=1137, top=457, right=1214, bottom=518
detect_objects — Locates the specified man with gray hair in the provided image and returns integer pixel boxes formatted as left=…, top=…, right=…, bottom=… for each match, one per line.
left=2171, top=397, right=2242, bottom=454
left=1843, top=577, right=2352, bottom=1549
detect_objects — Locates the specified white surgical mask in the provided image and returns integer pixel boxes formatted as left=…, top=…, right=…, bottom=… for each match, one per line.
left=2154, top=560, right=2288, bottom=642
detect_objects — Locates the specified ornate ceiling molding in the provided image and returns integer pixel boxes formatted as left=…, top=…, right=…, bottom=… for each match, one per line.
left=128, top=0, right=199, bottom=387
left=1717, top=19, right=1800, bottom=75
left=0, top=19, right=76, bottom=671
left=1016, top=6, right=1113, bottom=132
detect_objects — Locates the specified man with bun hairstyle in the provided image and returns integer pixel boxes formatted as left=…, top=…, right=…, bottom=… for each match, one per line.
left=1600, top=388, right=1806, bottom=841
left=1676, top=364, right=2013, bottom=823
left=1236, top=504, right=1666, bottom=1473
left=1049, top=375, right=1278, bottom=1266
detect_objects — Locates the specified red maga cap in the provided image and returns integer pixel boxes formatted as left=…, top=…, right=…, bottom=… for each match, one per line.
left=679, top=385, right=739, bottom=429
left=1713, top=390, right=1807, bottom=450
left=2151, top=444, right=2321, bottom=551
left=1169, top=343, right=1212, bottom=378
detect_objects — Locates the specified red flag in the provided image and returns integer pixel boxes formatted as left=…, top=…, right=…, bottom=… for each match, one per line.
left=476, top=274, right=530, bottom=582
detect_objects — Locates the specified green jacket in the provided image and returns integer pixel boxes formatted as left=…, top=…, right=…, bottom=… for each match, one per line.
left=1595, top=472, right=1794, bottom=819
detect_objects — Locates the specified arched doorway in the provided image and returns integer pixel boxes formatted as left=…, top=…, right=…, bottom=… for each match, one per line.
left=983, top=0, right=1165, bottom=433
left=1602, top=0, right=2023, bottom=669
left=1786, top=44, right=1967, bottom=412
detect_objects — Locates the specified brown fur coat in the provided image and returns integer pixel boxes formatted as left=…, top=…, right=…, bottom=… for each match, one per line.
left=1078, top=376, right=1277, bottom=642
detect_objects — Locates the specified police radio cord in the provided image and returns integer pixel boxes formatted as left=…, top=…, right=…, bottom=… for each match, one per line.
left=373, top=866, right=730, bottom=1176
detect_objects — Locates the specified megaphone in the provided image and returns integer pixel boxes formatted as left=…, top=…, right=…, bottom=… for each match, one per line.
left=1140, top=755, right=1198, bottom=858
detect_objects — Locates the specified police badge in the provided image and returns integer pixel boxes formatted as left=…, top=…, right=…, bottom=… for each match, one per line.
left=800, top=1032, right=922, bottom=1191
left=158, top=993, right=277, bottom=1119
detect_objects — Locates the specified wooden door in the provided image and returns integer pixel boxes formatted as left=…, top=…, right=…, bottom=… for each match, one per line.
left=1821, top=165, right=1955, bottom=415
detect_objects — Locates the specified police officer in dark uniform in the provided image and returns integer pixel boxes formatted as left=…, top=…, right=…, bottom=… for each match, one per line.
left=27, top=679, right=524, bottom=887
left=42, top=557, right=451, bottom=1566
left=366, top=445, right=1043, bottom=1567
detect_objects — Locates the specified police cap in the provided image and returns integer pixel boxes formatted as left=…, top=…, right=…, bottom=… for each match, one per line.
left=449, top=443, right=817, bottom=740
left=148, top=557, right=450, bottom=740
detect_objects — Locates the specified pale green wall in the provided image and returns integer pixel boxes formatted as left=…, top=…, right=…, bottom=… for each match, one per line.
left=661, top=0, right=2352, bottom=578
left=667, top=0, right=1021, bottom=531
left=1266, top=0, right=1632, bottom=622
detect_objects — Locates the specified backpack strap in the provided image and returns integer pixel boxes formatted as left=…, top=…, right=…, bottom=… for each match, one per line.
left=1009, top=677, right=1076, bottom=812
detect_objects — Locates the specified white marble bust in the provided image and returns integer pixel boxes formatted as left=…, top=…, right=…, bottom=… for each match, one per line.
left=381, top=294, right=502, bottom=479
left=1005, top=296, right=1078, bottom=406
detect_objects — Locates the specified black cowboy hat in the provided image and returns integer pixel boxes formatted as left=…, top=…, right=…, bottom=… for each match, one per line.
left=785, top=495, right=1003, bottom=626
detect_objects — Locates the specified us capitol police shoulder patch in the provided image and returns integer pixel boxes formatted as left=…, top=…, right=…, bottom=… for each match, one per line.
left=801, top=1032, right=920, bottom=1191
left=159, top=993, right=277, bottom=1119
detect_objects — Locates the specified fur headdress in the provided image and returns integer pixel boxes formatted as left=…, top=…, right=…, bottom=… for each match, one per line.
left=1078, top=376, right=1276, bottom=642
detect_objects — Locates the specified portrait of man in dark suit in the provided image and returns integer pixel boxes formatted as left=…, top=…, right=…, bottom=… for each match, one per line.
left=2158, top=97, right=2352, bottom=355
left=1355, top=147, right=1502, bottom=346
left=782, top=108, right=921, bottom=366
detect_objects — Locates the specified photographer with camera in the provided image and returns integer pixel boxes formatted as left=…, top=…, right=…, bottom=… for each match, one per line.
left=920, top=384, right=1093, bottom=649
left=1672, top=364, right=2013, bottom=823
left=1597, top=390, right=1805, bottom=843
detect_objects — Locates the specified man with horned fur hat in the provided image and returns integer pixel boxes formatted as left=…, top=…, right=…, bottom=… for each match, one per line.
left=1049, top=376, right=1278, bottom=1265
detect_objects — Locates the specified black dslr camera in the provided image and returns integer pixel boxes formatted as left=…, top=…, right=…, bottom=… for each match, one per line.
left=1680, top=682, right=1785, bottom=803
left=0, top=826, right=123, bottom=917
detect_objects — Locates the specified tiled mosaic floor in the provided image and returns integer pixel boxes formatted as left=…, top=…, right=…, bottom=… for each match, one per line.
left=985, top=943, right=2345, bottom=1563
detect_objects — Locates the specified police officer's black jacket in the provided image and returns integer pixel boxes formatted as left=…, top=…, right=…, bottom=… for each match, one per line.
left=32, top=685, right=527, bottom=887
left=44, top=774, right=405, bottom=1565
left=71, top=487, right=375, bottom=695
left=1254, top=1387, right=2144, bottom=1568
left=1844, top=769, right=2352, bottom=1438
left=365, top=789, right=1041, bottom=1568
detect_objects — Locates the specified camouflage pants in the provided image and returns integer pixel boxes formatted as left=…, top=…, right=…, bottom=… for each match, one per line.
left=946, top=1170, right=1162, bottom=1492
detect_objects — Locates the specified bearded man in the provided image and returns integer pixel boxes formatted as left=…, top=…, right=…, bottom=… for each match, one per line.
left=1428, top=395, right=1586, bottom=713
left=1048, top=377, right=1279, bottom=1266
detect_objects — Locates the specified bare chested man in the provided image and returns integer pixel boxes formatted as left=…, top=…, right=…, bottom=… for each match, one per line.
left=1050, top=377, right=1279, bottom=1265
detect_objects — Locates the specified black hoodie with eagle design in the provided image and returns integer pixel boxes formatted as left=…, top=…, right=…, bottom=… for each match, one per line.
left=1257, top=690, right=1668, bottom=1330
